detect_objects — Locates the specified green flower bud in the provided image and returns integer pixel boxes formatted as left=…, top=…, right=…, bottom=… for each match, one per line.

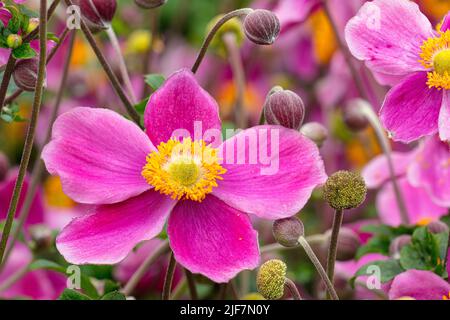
left=26, top=18, right=39, bottom=34
left=272, top=217, right=304, bottom=247
left=257, top=259, right=286, bottom=300
left=6, top=34, right=22, bottom=49
left=323, top=171, right=367, bottom=210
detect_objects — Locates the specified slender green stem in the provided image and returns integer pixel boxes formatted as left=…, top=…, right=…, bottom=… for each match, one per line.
left=284, top=278, right=302, bottom=300
left=0, top=264, right=29, bottom=293
left=105, top=27, right=138, bottom=104
left=298, top=236, right=339, bottom=300
left=171, top=278, right=187, bottom=300
left=184, top=269, right=198, bottom=300
left=326, top=209, right=344, bottom=299
left=162, top=251, right=177, bottom=300
left=64, top=0, right=141, bottom=125
left=122, top=240, right=170, bottom=296
left=359, top=102, right=409, bottom=225
left=191, top=8, right=253, bottom=74
left=260, top=234, right=327, bottom=254
left=0, top=0, right=48, bottom=266
left=0, top=56, right=17, bottom=109
left=0, top=31, right=77, bottom=271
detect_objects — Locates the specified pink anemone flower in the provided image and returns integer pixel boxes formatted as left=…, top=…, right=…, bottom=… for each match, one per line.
left=389, top=269, right=450, bottom=300
left=362, top=135, right=449, bottom=226
left=345, top=0, right=450, bottom=143
left=42, top=69, right=327, bottom=283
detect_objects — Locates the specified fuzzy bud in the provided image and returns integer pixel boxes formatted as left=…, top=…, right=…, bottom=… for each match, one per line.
left=264, top=87, right=305, bottom=130
left=272, top=217, right=304, bottom=247
left=243, top=9, right=280, bottom=45
left=13, top=58, right=40, bottom=92
left=134, top=0, right=167, bottom=9
left=26, top=18, right=39, bottom=34
left=6, top=34, right=22, bottom=49
left=257, top=259, right=286, bottom=300
left=389, top=235, right=412, bottom=258
left=344, top=99, right=369, bottom=132
left=0, top=152, right=9, bottom=182
left=300, top=122, right=328, bottom=147
left=78, top=0, right=117, bottom=27
left=323, top=171, right=367, bottom=210
left=427, top=221, right=449, bottom=234
left=324, top=227, right=360, bottom=261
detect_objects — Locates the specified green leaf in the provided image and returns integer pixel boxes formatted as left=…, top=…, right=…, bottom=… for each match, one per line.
left=101, top=291, right=126, bottom=300
left=351, top=259, right=404, bottom=286
left=47, top=32, right=59, bottom=43
left=103, top=280, right=121, bottom=295
left=144, top=74, right=165, bottom=91
left=59, top=289, right=91, bottom=300
left=12, top=43, right=36, bottom=59
left=6, top=6, right=22, bottom=34
left=134, top=97, right=149, bottom=115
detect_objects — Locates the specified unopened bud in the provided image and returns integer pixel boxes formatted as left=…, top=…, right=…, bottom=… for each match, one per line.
left=264, top=87, right=305, bottom=130
left=389, top=235, right=411, bottom=258
left=6, top=34, right=22, bottom=49
left=26, top=18, right=39, bottom=34
left=324, top=227, right=360, bottom=261
left=344, top=99, right=369, bottom=131
left=300, top=122, right=328, bottom=147
left=78, top=0, right=117, bottom=27
left=257, top=259, right=286, bottom=300
left=29, top=225, right=54, bottom=252
left=323, top=171, right=367, bottom=210
left=134, top=0, right=167, bottom=9
left=0, top=152, right=9, bottom=182
left=427, top=221, right=449, bottom=234
left=272, top=217, right=304, bottom=247
left=243, top=9, right=280, bottom=45
left=13, top=58, right=40, bottom=92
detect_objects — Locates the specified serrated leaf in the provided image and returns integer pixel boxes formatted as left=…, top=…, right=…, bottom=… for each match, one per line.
left=144, top=74, right=165, bottom=91
left=12, top=43, right=36, bottom=59
left=59, top=289, right=91, bottom=300
left=351, top=259, right=404, bottom=286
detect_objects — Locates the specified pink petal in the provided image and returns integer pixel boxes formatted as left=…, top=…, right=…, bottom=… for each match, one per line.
left=362, top=152, right=414, bottom=189
left=441, top=13, right=450, bottom=32
left=439, top=91, right=450, bottom=142
left=408, top=136, right=450, bottom=207
left=380, top=72, right=443, bottom=143
left=213, top=126, right=327, bottom=220
left=273, top=0, right=320, bottom=32
left=42, top=107, right=154, bottom=205
left=168, top=195, right=259, bottom=283
left=144, top=69, right=221, bottom=146
left=376, top=178, right=447, bottom=227
left=389, top=270, right=450, bottom=300
left=56, top=190, right=175, bottom=264
left=345, top=0, right=433, bottom=77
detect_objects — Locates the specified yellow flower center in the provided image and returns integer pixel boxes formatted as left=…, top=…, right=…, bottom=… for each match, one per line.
left=141, top=138, right=226, bottom=202
left=420, top=30, right=450, bottom=90
left=416, top=217, right=434, bottom=226
left=443, top=291, right=450, bottom=300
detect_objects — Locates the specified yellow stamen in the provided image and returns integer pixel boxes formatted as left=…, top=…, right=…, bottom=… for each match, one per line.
left=141, top=138, right=226, bottom=202
left=44, top=176, right=76, bottom=208
left=419, top=30, right=450, bottom=90
left=416, top=217, right=433, bottom=226
left=443, top=291, right=450, bottom=300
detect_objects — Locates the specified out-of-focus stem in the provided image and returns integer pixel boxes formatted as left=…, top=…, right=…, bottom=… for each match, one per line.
left=184, top=269, right=198, bottom=300
left=191, top=8, right=253, bottom=74
left=260, top=234, right=327, bottom=254
left=285, top=278, right=302, bottom=300
left=298, top=236, right=339, bottom=300
left=0, top=264, right=29, bottom=293
left=0, top=56, right=17, bottom=108
left=0, top=0, right=48, bottom=266
left=142, top=9, right=158, bottom=97
left=223, top=32, right=247, bottom=129
left=162, top=251, right=177, bottom=300
left=105, top=27, right=138, bottom=104
left=359, top=102, right=409, bottom=225
left=122, top=240, right=170, bottom=296
left=325, top=209, right=343, bottom=299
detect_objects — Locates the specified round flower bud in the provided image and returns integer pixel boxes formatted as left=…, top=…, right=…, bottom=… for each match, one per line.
left=272, top=217, right=304, bottom=247
left=324, top=227, right=361, bottom=261
left=264, top=88, right=305, bottom=130
left=427, top=220, right=449, bottom=234
left=6, top=34, right=22, bottom=49
left=0, top=152, right=9, bottom=182
left=300, top=122, right=328, bottom=147
left=256, top=259, right=286, bottom=300
left=78, top=0, right=117, bottom=27
left=26, top=18, right=40, bottom=34
left=344, top=99, right=369, bottom=132
left=323, top=171, right=367, bottom=210
left=389, top=235, right=412, bottom=258
left=13, top=58, right=41, bottom=92
left=243, top=9, right=280, bottom=45
left=29, top=225, right=54, bottom=252
left=134, top=0, right=167, bottom=9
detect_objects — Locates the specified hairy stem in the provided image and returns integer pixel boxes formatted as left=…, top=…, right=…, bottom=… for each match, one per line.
left=162, top=251, right=177, bottom=300
left=0, top=0, right=48, bottom=265
left=325, top=209, right=344, bottom=299
left=285, top=278, right=302, bottom=300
